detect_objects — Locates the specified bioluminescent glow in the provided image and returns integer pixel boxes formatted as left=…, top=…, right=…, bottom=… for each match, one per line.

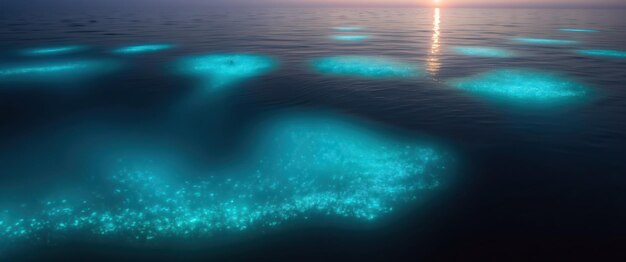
left=331, top=35, right=369, bottom=41
left=311, top=56, right=423, bottom=79
left=0, top=113, right=447, bottom=250
left=559, top=28, right=599, bottom=33
left=577, top=49, right=626, bottom=58
left=447, top=69, right=588, bottom=104
left=333, top=27, right=363, bottom=31
left=21, top=45, right=84, bottom=56
left=113, top=44, right=173, bottom=54
left=452, top=46, right=515, bottom=58
left=0, top=60, right=119, bottom=82
left=513, top=38, right=578, bottom=45
left=177, top=53, right=277, bottom=90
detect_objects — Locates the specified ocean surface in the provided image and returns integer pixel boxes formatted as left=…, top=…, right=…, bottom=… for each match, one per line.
left=0, top=7, right=625, bottom=261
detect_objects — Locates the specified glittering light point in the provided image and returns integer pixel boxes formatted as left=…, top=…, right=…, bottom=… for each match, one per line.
left=311, top=56, right=423, bottom=79
left=452, top=46, right=515, bottom=58
left=331, top=35, right=369, bottom=41
left=559, top=28, right=599, bottom=33
left=0, top=60, right=119, bottom=83
left=513, top=38, right=577, bottom=45
left=21, top=45, right=85, bottom=56
left=577, top=49, right=626, bottom=58
left=333, top=27, right=363, bottom=31
left=447, top=69, right=588, bottom=104
left=113, top=44, right=174, bottom=54
left=0, top=113, right=447, bottom=248
left=177, top=53, right=277, bottom=90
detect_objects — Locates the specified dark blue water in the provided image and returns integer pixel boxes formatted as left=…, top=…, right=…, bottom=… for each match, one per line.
left=0, top=7, right=625, bottom=261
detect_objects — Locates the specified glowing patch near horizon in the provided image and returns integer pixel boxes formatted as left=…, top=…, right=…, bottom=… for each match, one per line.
left=452, top=46, right=515, bottom=58
left=577, top=49, right=626, bottom=58
left=113, top=44, right=173, bottom=54
left=178, top=53, right=277, bottom=89
left=0, top=60, right=118, bottom=82
left=21, top=45, right=84, bottom=56
left=312, top=56, right=423, bottom=79
left=513, top=38, right=577, bottom=45
left=331, top=35, right=369, bottom=41
left=559, top=28, right=599, bottom=33
left=447, top=69, right=588, bottom=104
left=333, top=27, right=363, bottom=31
left=0, top=114, right=447, bottom=249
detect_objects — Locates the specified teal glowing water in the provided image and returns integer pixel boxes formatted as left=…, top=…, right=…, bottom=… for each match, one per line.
left=177, top=53, right=277, bottom=90
left=311, top=56, right=423, bottom=79
left=0, top=60, right=119, bottom=82
left=452, top=46, right=515, bottom=58
left=331, top=35, right=369, bottom=41
left=447, top=69, right=588, bottom=104
left=513, top=38, right=578, bottom=45
left=578, top=49, right=626, bottom=58
left=0, top=114, right=446, bottom=248
left=21, top=45, right=84, bottom=56
left=113, top=44, right=173, bottom=54
left=559, top=28, right=599, bottom=33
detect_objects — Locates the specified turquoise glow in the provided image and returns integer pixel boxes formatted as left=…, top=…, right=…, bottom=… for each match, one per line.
left=311, top=56, right=423, bottom=79
left=333, top=27, right=363, bottom=31
left=513, top=38, right=577, bottom=45
left=559, top=28, right=599, bottom=33
left=21, top=45, right=84, bottom=56
left=331, top=35, right=369, bottom=41
left=0, top=60, right=119, bottom=82
left=452, top=46, right=515, bottom=58
left=447, top=69, right=588, bottom=104
left=177, top=53, right=277, bottom=90
left=0, top=113, right=447, bottom=248
left=113, top=44, right=173, bottom=54
left=577, top=49, right=626, bottom=58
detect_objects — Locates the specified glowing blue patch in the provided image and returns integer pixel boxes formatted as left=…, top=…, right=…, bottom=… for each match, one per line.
left=577, top=49, right=626, bottom=58
left=0, top=113, right=447, bottom=248
left=311, top=56, right=423, bottom=79
left=21, top=45, right=84, bottom=56
left=113, top=44, right=173, bottom=54
left=559, top=28, right=599, bottom=33
left=447, top=69, right=588, bottom=104
left=333, top=27, right=363, bottom=31
left=513, top=38, right=577, bottom=45
left=331, top=35, right=369, bottom=41
left=452, top=46, right=515, bottom=58
left=0, top=60, right=119, bottom=82
left=177, top=53, right=277, bottom=90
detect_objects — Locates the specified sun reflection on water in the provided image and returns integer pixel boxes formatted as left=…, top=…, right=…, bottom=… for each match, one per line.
left=427, top=8, right=442, bottom=77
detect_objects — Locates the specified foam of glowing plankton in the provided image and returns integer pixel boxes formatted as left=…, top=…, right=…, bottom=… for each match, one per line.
left=333, top=27, right=363, bottom=31
left=447, top=69, right=588, bottom=104
left=113, top=44, right=173, bottom=54
left=513, top=38, right=577, bottom=45
left=452, top=46, right=515, bottom=58
left=0, top=60, right=119, bottom=82
left=177, top=53, right=277, bottom=89
left=578, top=49, right=626, bottom=58
left=331, top=35, right=369, bottom=41
left=312, top=56, right=423, bottom=79
left=559, top=28, right=599, bottom=33
left=0, top=114, right=447, bottom=247
left=21, top=45, right=84, bottom=56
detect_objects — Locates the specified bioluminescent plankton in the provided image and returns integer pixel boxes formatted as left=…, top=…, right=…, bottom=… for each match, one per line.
left=21, top=45, right=85, bottom=56
left=331, top=35, right=369, bottom=41
left=452, top=46, right=516, bottom=58
left=577, top=49, right=626, bottom=58
left=447, top=69, right=589, bottom=105
left=0, top=60, right=120, bottom=83
left=559, top=28, right=600, bottom=33
left=113, top=44, right=174, bottom=54
left=333, top=26, right=364, bottom=31
left=177, top=53, right=277, bottom=90
left=311, top=56, right=423, bottom=79
left=513, top=38, right=577, bottom=45
left=0, top=113, right=448, bottom=251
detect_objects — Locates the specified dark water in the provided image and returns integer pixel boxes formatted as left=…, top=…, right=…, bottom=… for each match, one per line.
left=0, top=7, right=625, bottom=261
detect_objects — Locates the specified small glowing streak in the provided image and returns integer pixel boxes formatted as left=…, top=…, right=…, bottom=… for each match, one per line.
left=427, top=8, right=441, bottom=77
left=0, top=60, right=119, bottom=82
left=331, top=35, right=369, bottom=41
left=577, top=49, right=626, bottom=58
left=22, top=45, right=84, bottom=56
left=559, top=28, right=599, bottom=33
left=452, top=46, right=515, bottom=58
left=333, top=27, right=363, bottom=31
left=113, top=44, right=173, bottom=54
left=513, top=38, right=577, bottom=45
left=311, top=56, right=423, bottom=79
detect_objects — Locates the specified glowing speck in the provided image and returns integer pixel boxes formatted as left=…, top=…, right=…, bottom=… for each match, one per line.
left=331, top=35, right=369, bottom=41
left=577, top=49, right=626, bottom=58
left=311, top=56, right=423, bottom=79
left=513, top=38, right=577, bottom=45
left=559, top=28, right=599, bottom=33
left=452, top=46, right=515, bottom=58
left=0, top=60, right=119, bottom=82
left=21, top=45, right=84, bottom=56
left=113, top=44, right=173, bottom=54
